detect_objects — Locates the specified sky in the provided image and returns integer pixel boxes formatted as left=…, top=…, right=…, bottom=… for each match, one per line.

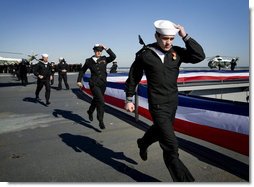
left=0, top=0, right=250, bottom=67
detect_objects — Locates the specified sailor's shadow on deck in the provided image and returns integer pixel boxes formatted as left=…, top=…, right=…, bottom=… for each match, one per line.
left=23, top=97, right=48, bottom=107
left=0, top=79, right=36, bottom=87
left=52, top=109, right=101, bottom=133
left=59, top=133, right=160, bottom=182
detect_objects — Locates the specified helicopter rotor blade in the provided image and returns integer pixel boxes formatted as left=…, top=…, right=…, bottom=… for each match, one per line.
left=0, top=51, right=24, bottom=55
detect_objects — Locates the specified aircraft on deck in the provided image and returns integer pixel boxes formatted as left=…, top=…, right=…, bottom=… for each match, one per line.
left=0, top=51, right=38, bottom=65
left=207, top=55, right=239, bottom=71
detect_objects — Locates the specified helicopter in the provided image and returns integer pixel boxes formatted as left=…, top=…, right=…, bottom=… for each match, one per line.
left=207, top=55, right=239, bottom=71
left=0, top=51, right=39, bottom=65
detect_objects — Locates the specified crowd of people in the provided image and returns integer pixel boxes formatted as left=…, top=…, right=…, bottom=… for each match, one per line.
left=1, top=60, right=118, bottom=86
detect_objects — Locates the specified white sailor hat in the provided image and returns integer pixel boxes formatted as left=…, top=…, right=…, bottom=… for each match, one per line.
left=41, top=53, right=49, bottom=58
left=59, top=57, right=64, bottom=60
left=154, top=20, right=179, bottom=36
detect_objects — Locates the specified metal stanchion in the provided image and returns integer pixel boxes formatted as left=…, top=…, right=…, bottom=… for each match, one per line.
left=134, top=85, right=139, bottom=122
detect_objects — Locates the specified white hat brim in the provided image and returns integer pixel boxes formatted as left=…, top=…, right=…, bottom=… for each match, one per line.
left=154, top=20, right=179, bottom=36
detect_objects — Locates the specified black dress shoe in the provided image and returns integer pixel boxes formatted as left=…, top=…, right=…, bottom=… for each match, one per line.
left=46, top=101, right=51, bottom=105
left=87, top=111, right=93, bottom=121
left=99, top=122, right=105, bottom=129
left=137, top=138, right=147, bottom=161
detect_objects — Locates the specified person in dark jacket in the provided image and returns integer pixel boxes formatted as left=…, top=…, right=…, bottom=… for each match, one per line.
left=19, top=58, right=29, bottom=86
left=57, top=57, right=70, bottom=90
left=77, top=44, right=116, bottom=129
left=124, top=20, right=205, bottom=182
left=33, top=54, right=52, bottom=105
left=50, top=61, right=56, bottom=85
left=109, top=61, right=118, bottom=73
